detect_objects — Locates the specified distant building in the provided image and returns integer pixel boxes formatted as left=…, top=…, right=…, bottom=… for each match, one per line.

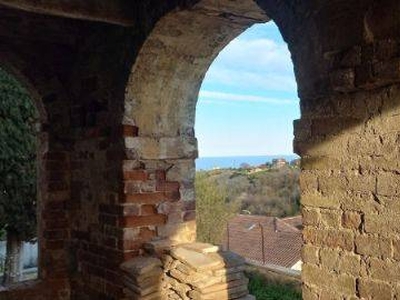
left=290, top=158, right=301, bottom=168
left=224, top=214, right=302, bottom=271
left=271, top=158, right=288, bottom=169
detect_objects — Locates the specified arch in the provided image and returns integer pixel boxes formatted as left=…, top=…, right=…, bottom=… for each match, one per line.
left=125, top=1, right=270, bottom=140
left=0, top=50, right=48, bottom=125
left=0, top=49, right=71, bottom=289
left=123, top=0, right=299, bottom=245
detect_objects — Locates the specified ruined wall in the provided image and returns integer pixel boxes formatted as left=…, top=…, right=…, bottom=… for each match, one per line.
left=2, top=0, right=400, bottom=299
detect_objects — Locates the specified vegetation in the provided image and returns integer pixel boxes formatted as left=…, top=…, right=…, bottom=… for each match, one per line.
left=195, top=172, right=238, bottom=244
left=195, top=164, right=300, bottom=245
left=247, top=272, right=302, bottom=300
left=0, top=68, right=38, bottom=284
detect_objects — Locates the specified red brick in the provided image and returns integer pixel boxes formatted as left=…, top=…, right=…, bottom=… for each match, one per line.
left=156, top=181, right=180, bottom=192
left=42, top=209, right=66, bottom=220
left=119, top=215, right=166, bottom=227
left=123, top=192, right=165, bottom=204
left=46, top=200, right=66, bottom=210
left=140, top=204, right=156, bottom=216
left=155, top=170, right=166, bottom=181
left=165, top=190, right=181, bottom=201
left=44, top=240, right=65, bottom=250
left=139, top=227, right=156, bottom=240
left=44, top=218, right=68, bottom=229
left=47, top=171, right=68, bottom=181
left=48, top=181, right=69, bottom=191
left=117, top=239, right=141, bottom=251
left=123, top=170, right=147, bottom=181
left=122, top=125, right=139, bottom=137
left=43, top=229, right=67, bottom=240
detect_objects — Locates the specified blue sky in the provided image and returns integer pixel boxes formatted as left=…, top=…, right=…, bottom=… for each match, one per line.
left=196, top=22, right=300, bottom=157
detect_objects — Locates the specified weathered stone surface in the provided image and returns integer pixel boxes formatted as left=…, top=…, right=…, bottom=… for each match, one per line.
left=180, top=242, right=219, bottom=254
left=170, top=247, right=224, bottom=272
left=120, top=257, right=162, bottom=276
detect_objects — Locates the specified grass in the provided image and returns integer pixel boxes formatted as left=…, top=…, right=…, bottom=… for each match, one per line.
left=248, top=273, right=302, bottom=300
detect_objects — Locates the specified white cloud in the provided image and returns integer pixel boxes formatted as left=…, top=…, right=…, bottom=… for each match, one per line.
left=203, top=37, right=297, bottom=93
left=199, top=91, right=297, bottom=105
left=215, top=38, right=293, bottom=73
left=204, top=67, right=297, bottom=93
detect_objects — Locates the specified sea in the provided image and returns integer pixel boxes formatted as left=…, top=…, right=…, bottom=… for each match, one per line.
left=195, top=155, right=299, bottom=170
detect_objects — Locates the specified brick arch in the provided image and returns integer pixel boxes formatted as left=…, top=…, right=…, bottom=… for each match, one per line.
left=0, top=50, right=48, bottom=124
left=0, top=50, right=71, bottom=297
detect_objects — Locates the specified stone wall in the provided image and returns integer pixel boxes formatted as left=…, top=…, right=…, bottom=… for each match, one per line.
left=290, top=1, right=400, bottom=299
left=1, top=0, right=400, bottom=299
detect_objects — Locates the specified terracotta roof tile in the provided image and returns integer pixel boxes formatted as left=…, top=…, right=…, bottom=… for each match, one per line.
left=224, top=215, right=302, bottom=268
left=281, top=215, right=303, bottom=230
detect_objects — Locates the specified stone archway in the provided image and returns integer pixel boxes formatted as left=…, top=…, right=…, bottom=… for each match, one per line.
left=124, top=0, right=272, bottom=245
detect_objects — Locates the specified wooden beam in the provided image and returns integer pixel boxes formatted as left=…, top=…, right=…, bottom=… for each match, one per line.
left=0, top=0, right=134, bottom=26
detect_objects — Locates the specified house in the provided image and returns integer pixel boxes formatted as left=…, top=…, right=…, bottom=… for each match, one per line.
left=224, top=214, right=302, bottom=271
left=271, top=158, right=289, bottom=169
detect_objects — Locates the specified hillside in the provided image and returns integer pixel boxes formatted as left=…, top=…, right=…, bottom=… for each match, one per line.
left=195, top=163, right=301, bottom=245
left=196, top=164, right=300, bottom=218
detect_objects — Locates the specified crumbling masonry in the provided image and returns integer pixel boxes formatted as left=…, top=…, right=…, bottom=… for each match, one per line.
left=0, top=0, right=400, bottom=299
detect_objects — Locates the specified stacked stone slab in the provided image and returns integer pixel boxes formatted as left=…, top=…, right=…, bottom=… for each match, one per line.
left=121, top=257, right=165, bottom=300
left=162, top=243, right=255, bottom=300
left=121, top=242, right=255, bottom=300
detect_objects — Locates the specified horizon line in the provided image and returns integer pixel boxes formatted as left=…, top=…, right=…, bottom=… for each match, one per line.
left=197, top=154, right=299, bottom=159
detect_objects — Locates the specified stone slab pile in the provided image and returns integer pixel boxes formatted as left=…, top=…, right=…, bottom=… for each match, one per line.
left=121, top=256, right=165, bottom=300
left=121, top=242, right=255, bottom=300
left=162, top=242, right=255, bottom=300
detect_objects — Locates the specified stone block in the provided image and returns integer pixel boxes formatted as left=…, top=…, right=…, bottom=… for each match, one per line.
left=319, top=248, right=339, bottom=271
left=320, top=209, right=341, bottom=229
left=170, top=247, right=224, bottom=272
left=303, top=208, right=320, bottom=227
left=302, top=244, right=320, bottom=265
left=180, top=242, right=219, bottom=254
left=120, top=256, right=162, bottom=276
left=342, top=211, right=362, bottom=230
left=355, top=234, right=391, bottom=259
left=301, top=192, right=340, bottom=209
left=358, top=278, right=392, bottom=300
left=369, top=258, right=400, bottom=281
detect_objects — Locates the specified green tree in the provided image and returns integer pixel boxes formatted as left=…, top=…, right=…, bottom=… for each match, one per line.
left=0, top=68, right=38, bottom=284
left=195, top=172, right=238, bottom=245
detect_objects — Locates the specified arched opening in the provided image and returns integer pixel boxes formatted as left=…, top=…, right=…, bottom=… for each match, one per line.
left=194, top=21, right=302, bottom=298
left=124, top=1, right=302, bottom=299
left=0, top=66, right=44, bottom=285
